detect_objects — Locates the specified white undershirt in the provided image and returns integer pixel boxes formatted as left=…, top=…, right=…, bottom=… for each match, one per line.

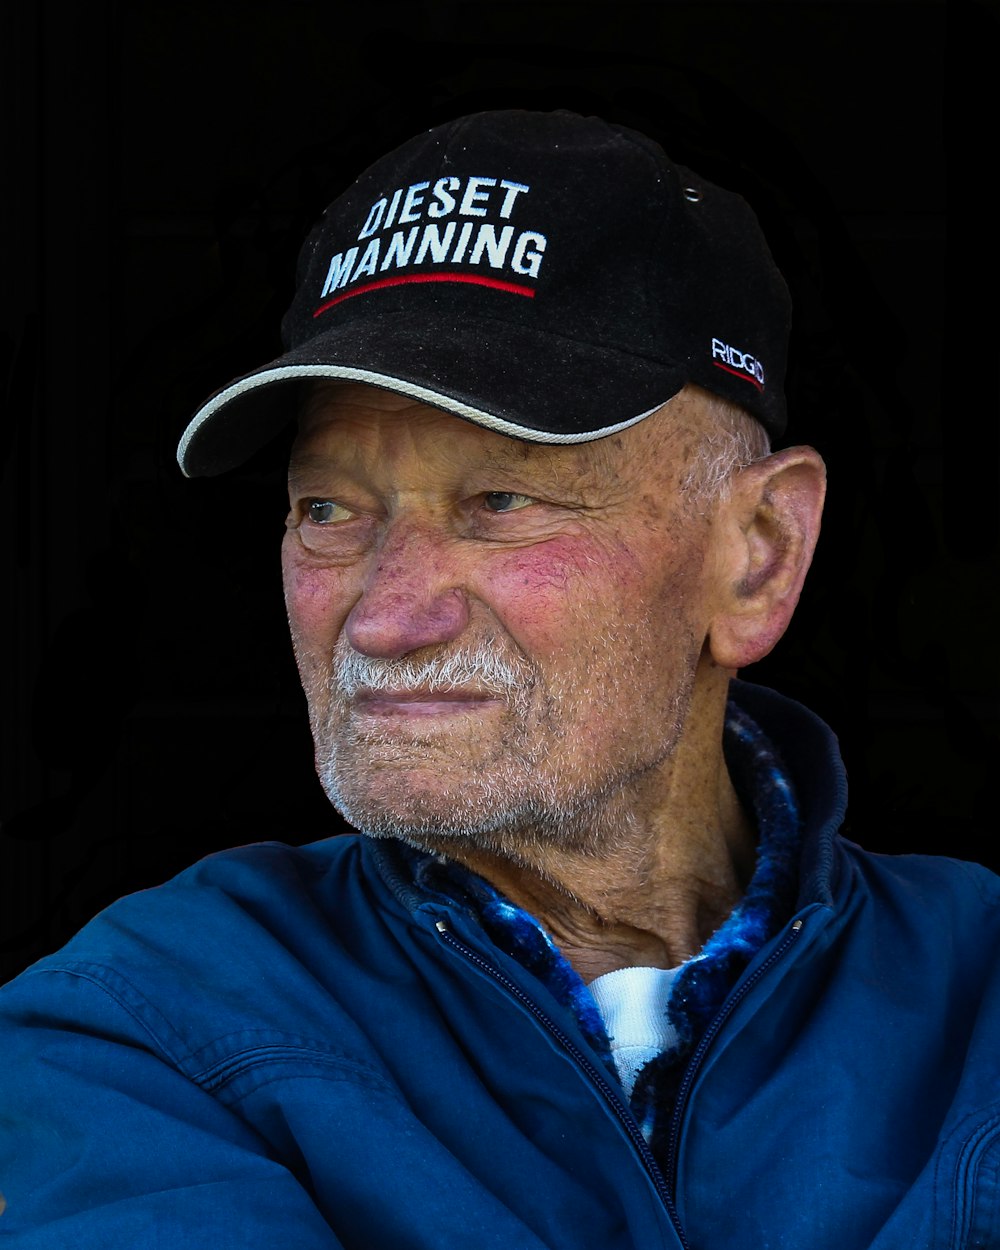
left=588, top=965, right=683, bottom=1099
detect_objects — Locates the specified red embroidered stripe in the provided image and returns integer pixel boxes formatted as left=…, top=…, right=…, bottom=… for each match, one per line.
left=313, top=272, right=536, bottom=317
left=712, top=360, right=764, bottom=392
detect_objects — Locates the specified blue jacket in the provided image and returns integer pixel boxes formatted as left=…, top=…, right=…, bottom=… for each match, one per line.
left=1, top=683, right=998, bottom=1249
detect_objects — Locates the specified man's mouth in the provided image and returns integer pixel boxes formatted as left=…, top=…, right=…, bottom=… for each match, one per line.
left=351, top=688, right=505, bottom=717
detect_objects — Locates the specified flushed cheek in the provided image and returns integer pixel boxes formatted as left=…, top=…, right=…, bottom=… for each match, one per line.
left=481, top=536, right=642, bottom=646
left=281, top=543, right=355, bottom=650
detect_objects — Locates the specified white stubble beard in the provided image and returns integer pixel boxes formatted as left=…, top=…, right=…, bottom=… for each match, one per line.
left=297, top=626, right=700, bottom=863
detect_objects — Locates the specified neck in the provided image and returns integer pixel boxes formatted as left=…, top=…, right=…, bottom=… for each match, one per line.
left=446, top=673, right=756, bottom=983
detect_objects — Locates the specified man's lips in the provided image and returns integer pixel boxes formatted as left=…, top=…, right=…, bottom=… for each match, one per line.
left=351, top=689, right=505, bottom=716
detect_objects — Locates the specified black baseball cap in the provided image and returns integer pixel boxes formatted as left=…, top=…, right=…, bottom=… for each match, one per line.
left=177, top=109, right=790, bottom=478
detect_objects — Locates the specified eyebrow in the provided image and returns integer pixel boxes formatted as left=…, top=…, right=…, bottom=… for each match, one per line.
left=478, top=439, right=617, bottom=490
left=286, top=452, right=345, bottom=487
left=472, top=442, right=542, bottom=473
left=286, top=437, right=608, bottom=499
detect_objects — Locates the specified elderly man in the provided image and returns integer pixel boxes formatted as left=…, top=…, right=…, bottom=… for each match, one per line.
left=0, top=111, right=996, bottom=1249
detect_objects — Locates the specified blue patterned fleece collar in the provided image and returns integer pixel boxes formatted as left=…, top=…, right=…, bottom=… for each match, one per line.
left=400, top=698, right=802, bottom=1164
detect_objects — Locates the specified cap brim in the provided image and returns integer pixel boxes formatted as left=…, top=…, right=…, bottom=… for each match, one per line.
left=177, top=311, right=688, bottom=477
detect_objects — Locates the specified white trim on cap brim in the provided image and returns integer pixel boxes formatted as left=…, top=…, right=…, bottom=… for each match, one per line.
left=177, top=364, right=667, bottom=475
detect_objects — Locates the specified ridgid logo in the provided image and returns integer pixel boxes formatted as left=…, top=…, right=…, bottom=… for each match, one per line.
left=314, top=176, right=548, bottom=317
left=711, top=338, right=765, bottom=391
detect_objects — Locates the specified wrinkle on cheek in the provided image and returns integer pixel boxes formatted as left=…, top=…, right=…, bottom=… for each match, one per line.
left=509, top=537, right=606, bottom=588
left=491, top=537, right=642, bottom=632
left=282, top=549, right=347, bottom=644
left=287, top=566, right=332, bottom=604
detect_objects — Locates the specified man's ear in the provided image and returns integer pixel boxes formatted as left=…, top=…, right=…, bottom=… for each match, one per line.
left=707, top=446, right=826, bottom=670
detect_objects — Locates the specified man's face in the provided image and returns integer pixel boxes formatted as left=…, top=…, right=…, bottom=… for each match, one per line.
left=282, top=384, right=723, bottom=855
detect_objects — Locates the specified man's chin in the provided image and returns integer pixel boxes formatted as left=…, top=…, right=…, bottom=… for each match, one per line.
left=324, top=775, right=520, bottom=841
left=318, top=762, right=629, bottom=862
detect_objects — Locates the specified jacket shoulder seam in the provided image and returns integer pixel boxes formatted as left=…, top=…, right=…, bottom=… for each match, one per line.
left=22, top=962, right=189, bottom=1067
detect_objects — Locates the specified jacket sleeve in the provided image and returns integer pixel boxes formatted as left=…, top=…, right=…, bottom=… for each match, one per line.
left=0, top=963, right=344, bottom=1249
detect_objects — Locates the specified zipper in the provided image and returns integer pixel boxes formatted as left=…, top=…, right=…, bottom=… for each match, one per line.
left=434, top=918, right=690, bottom=1250
left=664, top=917, right=805, bottom=1194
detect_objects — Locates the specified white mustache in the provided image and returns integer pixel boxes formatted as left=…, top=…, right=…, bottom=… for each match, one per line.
left=333, top=642, right=532, bottom=699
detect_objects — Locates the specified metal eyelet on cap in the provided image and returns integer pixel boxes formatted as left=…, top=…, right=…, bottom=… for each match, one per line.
left=683, top=186, right=703, bottom=202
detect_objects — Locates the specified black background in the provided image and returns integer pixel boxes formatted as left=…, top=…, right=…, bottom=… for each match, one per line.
left=2, top=1, right=996, bottom=984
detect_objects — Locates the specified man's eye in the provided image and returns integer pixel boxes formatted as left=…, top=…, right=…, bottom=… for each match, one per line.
left=483, top=492, right=534, bottom=513
left=306, top=499, right=351, bottom=524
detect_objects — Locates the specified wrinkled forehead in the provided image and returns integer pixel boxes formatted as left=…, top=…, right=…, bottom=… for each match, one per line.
left=292, top=380, right=708, bottom=484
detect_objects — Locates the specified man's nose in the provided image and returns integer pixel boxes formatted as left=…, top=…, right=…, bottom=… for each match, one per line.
left=343, top=519, right=470, bottom=659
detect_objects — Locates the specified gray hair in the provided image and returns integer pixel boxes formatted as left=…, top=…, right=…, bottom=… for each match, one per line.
left=680, top=391, right=772, bottom=508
